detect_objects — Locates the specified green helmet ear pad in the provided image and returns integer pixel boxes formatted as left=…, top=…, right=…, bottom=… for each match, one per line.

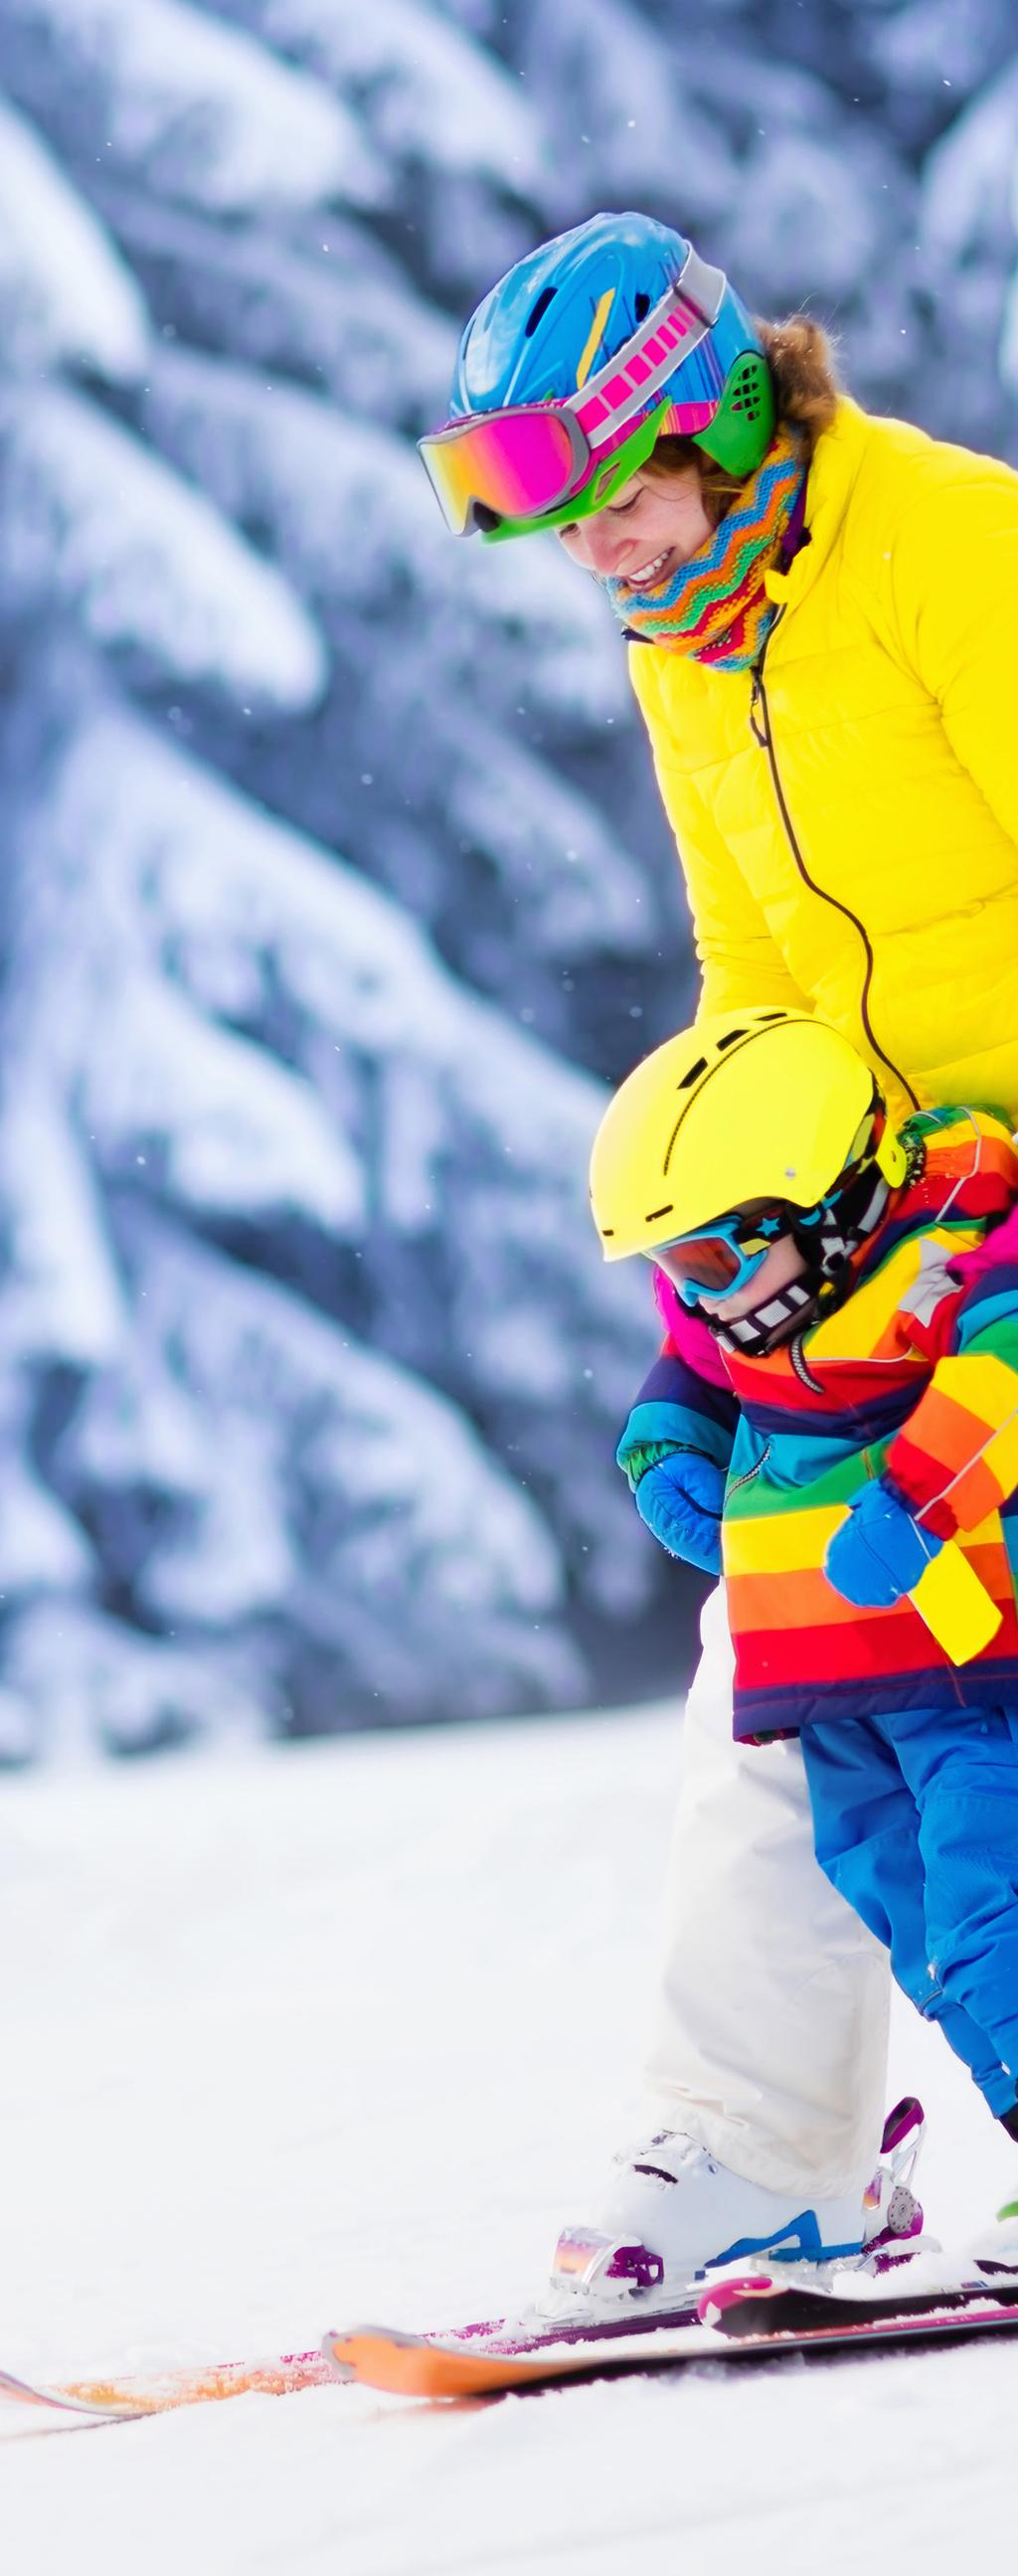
left=695, top=350, right=774, bottom=476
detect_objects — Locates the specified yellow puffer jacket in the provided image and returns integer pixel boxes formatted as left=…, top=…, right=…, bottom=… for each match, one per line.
left=628, top=398, right=1018, bottom=1127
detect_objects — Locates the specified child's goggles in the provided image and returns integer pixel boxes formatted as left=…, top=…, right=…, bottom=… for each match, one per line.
left=648, top=1207, right=787, bottom=1308
left=419, top=253, right=724, bottom=539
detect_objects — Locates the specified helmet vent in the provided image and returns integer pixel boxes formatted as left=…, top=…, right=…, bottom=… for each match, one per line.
left=634, top=291, right=650, bottom=321
left=525, top=286, right=557, bottom=337
left=731, top=358, right=765, bottom=422
left=677, top=1057, right=708, bottom=1087
left=716, top=1028, right=749, bottom=1049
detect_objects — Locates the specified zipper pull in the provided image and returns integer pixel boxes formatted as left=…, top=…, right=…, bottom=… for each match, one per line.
left=749, top=667, right=766, bottom=750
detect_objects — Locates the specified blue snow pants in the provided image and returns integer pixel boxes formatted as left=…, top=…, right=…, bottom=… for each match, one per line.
left=800, top=1704, right=1018, bottom=2120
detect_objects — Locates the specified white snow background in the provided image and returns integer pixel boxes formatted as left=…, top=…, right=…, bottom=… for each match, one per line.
left=3, top=1700, right=1017, bottom=2575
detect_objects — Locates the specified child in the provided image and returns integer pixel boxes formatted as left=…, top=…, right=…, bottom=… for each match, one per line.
left=591, top=1006, right=1018, bottom=2149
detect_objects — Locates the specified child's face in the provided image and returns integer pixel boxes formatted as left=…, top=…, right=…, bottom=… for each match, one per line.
left=707, top=1231, right=807, bottom=1326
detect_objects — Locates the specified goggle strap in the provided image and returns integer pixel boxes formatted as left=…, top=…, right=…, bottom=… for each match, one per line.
left=572, top=251, right=724, bottom=452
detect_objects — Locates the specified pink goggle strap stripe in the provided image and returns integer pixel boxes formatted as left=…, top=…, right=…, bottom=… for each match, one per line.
left=572, top=253, right=724, bottom=450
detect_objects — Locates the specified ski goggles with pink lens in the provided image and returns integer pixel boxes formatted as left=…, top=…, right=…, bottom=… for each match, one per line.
left=419, top=250, right=726, bottom=538
left=649, top=1206, right=787, bottom=1308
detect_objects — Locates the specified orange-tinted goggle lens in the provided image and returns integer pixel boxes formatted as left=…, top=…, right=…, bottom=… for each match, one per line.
left=418, top=407, right=587, bottom=535
left=652, top=1235, right=748, bottom=1295
left=650, top=1208, right=785, bottom=1302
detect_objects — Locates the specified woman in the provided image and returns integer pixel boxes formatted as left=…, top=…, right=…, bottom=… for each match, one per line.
left=418, top=209, right=1018, bottom=2309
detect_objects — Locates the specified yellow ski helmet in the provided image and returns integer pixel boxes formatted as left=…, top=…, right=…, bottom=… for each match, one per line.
left=590, top=1008, right=907, bottom=1262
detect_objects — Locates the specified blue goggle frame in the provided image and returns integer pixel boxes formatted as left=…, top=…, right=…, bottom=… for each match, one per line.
left=647, top=1207, right=787, bottom=1309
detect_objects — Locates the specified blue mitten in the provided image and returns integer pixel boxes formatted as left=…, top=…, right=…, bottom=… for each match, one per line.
left=636, top=1452, right=725, bottom=1574
left=824, top=1478, right=943, bottom=1608
left=619, top=1436, right=724, bottom=1576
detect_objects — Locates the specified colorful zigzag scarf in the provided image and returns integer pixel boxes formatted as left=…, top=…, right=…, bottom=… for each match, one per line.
left=604, top=422, right=807, bottom=673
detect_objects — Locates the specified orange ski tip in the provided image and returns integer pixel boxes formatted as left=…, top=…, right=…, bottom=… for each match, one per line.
left=323, top=2328, right=461, bottom=2397
left=322, top=2326, right=559, bottom=2399
left=0, top=2366, right=148, bottom=2421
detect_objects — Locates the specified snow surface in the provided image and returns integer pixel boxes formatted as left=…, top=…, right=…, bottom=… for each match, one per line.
left=0, top=0, right=383, bottom=213
left=0, top=382, right=327, bottom=706
left=220, top=0, right=550, bottom=194
left=0, top=93, right=147, bottom=380
left=3, top=1701, right=1018, bottom=2573
left=0, top=685, right=655, bottom=1744
left=95, top=191, right=455, bottom=427
left=138, top=348, right=628, bottom=731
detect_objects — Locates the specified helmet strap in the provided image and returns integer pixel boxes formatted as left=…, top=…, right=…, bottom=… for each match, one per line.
left=700, top=1161, right=898, bottom=1360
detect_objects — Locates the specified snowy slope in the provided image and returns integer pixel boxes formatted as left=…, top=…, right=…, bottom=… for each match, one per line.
left=2, top=1703, right=1017, bottom=2574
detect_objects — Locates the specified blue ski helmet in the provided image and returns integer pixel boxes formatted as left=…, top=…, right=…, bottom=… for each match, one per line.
left=424, top=210, right=773, bottom=542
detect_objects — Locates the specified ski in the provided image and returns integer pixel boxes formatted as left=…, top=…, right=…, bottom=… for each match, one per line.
left=323, top=2270, right=1018, bottom=2400
left=0, top=2365, right=144, bottom=2423
left=322, top=2314, right=714, bottom=2397
left=0, top=2346, right=335, bottom=2427
left=701, top=2268, right=1018, bottom=2349
left=11, top=2265, right=1018, bottom=2425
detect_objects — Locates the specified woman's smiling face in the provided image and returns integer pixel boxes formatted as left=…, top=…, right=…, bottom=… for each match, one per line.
left=556, top=464, right=714, bottom=587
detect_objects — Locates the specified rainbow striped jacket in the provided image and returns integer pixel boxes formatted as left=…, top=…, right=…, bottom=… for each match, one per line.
left=629, top=1109, right=1018, bottom=1739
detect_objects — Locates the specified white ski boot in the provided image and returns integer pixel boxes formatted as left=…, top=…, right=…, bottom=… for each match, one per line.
left=533, top=2095, right=926, bottom=2331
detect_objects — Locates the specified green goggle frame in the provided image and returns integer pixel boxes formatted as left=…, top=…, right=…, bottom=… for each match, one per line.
left=479, top=353, right=774, bottom=545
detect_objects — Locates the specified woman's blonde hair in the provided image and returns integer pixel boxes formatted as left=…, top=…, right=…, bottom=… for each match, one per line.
left=646, top=315, right=841, bottom=525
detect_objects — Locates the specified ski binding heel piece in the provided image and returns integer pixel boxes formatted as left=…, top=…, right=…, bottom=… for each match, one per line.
left=864, top=2094, right=927, bottom=2261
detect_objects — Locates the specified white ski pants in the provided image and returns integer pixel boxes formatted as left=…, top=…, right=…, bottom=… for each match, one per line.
left=644, top=1584, right=892, bottom=2199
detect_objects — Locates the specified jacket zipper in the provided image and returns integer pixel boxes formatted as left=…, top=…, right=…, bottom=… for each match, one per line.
left=749, top=637, right=919, bottom=1113
left=788, top=1334, right=824, bottom=1395
left=726, top=1440, right=771, bottom=1496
